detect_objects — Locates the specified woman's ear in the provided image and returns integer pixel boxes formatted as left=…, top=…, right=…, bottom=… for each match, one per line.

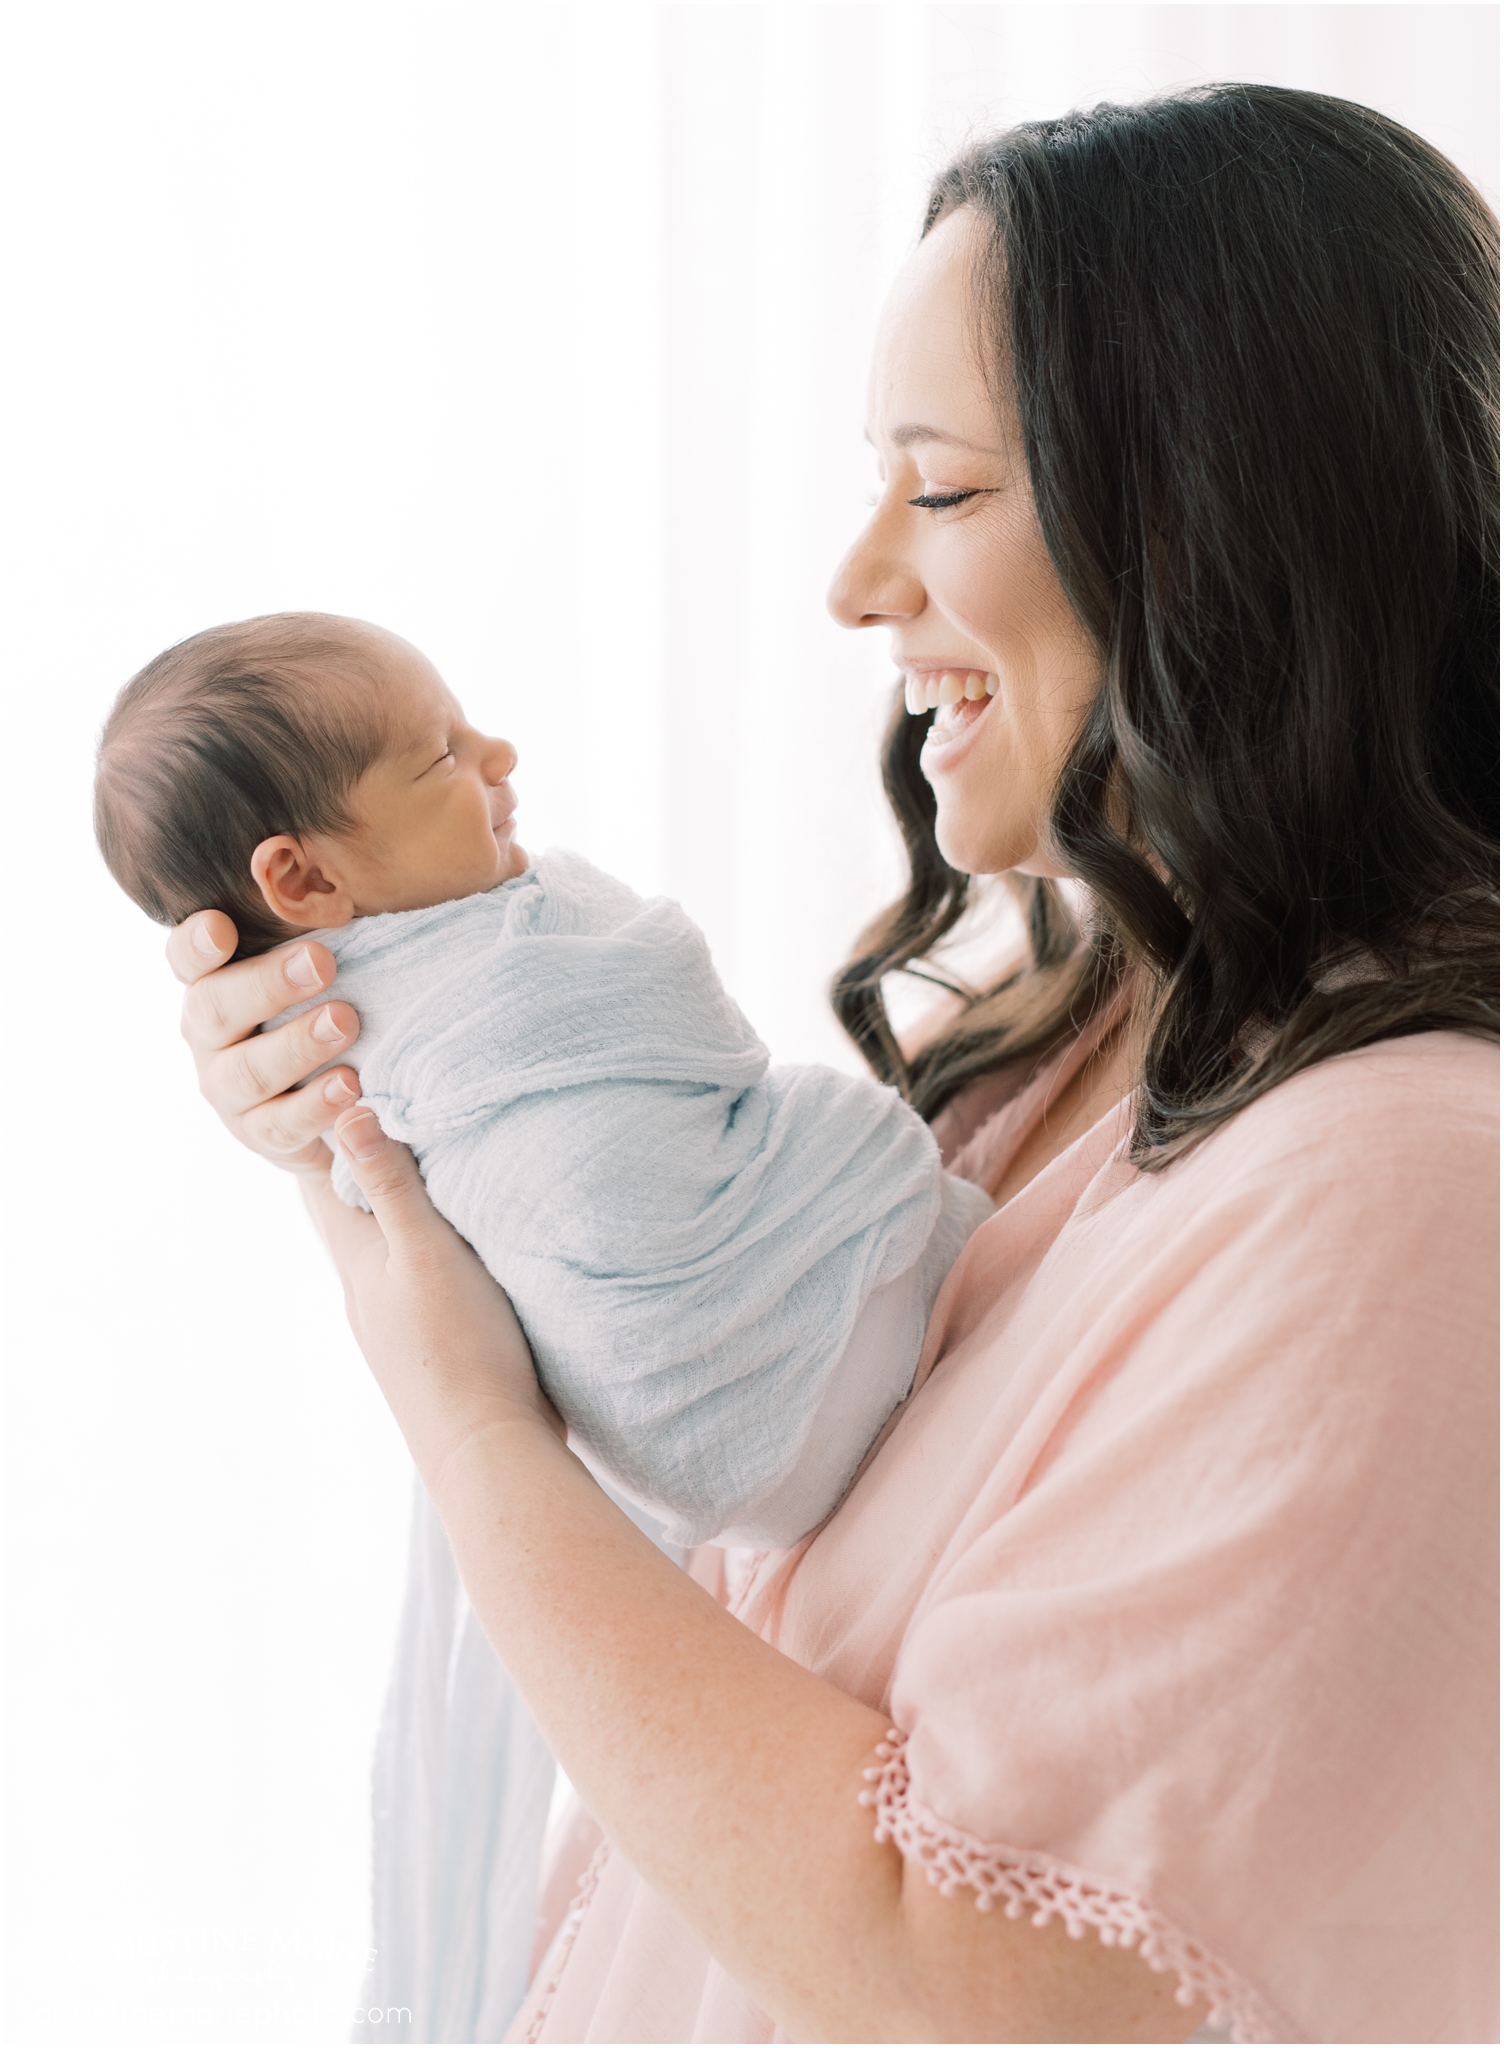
left=250, top=835, right=356, bottom=930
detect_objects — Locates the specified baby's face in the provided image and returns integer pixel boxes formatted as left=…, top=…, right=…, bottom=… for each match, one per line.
left=335, top=631, right=530, bottom=914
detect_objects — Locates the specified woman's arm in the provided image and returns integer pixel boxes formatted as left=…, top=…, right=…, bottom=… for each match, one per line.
left=166, top=909, right=361, bottom=1170
left=312, top=1110, right=1205, bottom=2045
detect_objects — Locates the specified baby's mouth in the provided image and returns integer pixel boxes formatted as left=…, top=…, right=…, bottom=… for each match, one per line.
left=906, top=668, right=997, bottom=740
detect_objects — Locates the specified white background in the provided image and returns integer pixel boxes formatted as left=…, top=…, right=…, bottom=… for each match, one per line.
left=3, top=5, right=1496, bottom=2041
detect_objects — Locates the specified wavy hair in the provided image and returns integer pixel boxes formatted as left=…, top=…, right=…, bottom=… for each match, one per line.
left=832, top=84, right=1498, bottom=1163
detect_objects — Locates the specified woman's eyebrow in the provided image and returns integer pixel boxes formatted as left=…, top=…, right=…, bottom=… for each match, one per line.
left=866, top=423, right=997, bottom=453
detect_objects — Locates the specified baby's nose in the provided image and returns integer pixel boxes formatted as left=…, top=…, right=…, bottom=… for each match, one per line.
left=484, top=736, right=519, bottom=780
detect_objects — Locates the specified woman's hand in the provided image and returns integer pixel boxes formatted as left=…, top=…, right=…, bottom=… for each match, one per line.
left=305, top=1109, right=562, bottom=1490
left=166, top=908, right=361, bottom=1173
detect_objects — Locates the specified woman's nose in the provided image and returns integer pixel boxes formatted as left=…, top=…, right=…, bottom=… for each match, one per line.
left=826, top=518, right=924, bottom=630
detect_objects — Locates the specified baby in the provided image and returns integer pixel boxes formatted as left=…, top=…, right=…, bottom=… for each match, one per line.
left=95, top=611, right=991, bottom=1549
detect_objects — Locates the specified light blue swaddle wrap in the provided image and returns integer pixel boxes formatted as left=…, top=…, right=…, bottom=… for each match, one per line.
left=317, top=847, right=989, bottom=1546
left=304, top=848, right=992, bottom=2043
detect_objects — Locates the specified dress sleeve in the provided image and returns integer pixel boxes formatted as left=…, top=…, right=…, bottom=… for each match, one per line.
left=873, top=1040, right=1498, bottom=2045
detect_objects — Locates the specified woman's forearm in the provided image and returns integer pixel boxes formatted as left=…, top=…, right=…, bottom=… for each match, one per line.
left=430, top=1420, right=1201, bottom=2045
left=432, top=1418, right=904, bottom=2039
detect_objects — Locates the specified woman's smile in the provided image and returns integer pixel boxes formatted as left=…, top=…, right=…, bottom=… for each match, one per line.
left=900, top=664, right=999, bottom=715
left=900, top=659, right=1000, bottom=756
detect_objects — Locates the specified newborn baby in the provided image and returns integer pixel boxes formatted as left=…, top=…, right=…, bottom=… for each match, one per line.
left=95, top=611, right=991, bottom=1548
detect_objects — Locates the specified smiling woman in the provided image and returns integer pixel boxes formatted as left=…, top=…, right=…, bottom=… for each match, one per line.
left=834, top=90, right=1498, bottom=1175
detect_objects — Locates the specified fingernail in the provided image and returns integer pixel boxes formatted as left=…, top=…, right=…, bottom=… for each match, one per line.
left=337, top=1111, right=386, bottom=1160
left=322, top=1073, right=358, bottom=1105
left=285, top=946, right=321, bottom=991
left=311, top=1005, right=345, bottom=1045
left=192, top=921, right=224, bottom=960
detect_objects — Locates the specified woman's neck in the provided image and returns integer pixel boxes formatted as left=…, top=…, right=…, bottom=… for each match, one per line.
left=988, top=1007, right=1145, bottom=1207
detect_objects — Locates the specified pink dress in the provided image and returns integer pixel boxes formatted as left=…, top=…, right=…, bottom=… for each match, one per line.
left=509, top=1032, right=1498, bottom=2045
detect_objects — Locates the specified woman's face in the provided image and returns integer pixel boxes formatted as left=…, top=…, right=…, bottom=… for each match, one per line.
left=828, top=205, right=1102, bottom=877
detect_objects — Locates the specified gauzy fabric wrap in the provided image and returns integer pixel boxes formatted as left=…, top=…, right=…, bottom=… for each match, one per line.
left=356, top=1477, right=556, bottom=2046
left=284, top=849, right=990, bottom=2044
left=299, top=848, right=989, bottom=1544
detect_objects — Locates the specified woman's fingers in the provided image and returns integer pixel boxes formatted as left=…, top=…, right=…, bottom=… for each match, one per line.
left=178, top=937, right=338, bottom=1053
left=206, top=999, right=361, bottom=1119
left=165, top=908, right=240, bottom=984
left=332, top=1112, right=450, bottom=1260
left=241, top=1065, right=362, bottom=1165
left=318, top=1111, right=563, bottom=1476
left=167, top=915, right=365, bottom=1169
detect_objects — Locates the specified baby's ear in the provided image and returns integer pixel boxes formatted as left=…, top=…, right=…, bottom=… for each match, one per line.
left=250, top=835, right=354, bottom=930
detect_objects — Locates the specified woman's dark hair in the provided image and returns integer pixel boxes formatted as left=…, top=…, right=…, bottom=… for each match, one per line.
left=833, top=84, right=1499, bottom=1164
left=94, top=613, right=390, bottom=958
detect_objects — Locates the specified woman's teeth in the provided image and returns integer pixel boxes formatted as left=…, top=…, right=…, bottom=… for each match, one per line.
left=904, top=670, right=999, bottom=715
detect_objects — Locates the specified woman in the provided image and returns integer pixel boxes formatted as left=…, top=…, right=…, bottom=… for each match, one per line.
left=168, top=87, right=1497, bottom=2043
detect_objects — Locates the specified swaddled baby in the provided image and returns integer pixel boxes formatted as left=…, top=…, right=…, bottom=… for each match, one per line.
left=95, top=610, right=991, bottom=1547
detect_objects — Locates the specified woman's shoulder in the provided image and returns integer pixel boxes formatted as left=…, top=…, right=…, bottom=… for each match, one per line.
left=922, top=1029, right=1495, bottom=1424
left=1086, top=1031, right=1500, bottom=1357
left=1174, top=1028, right=1497, bottom=1198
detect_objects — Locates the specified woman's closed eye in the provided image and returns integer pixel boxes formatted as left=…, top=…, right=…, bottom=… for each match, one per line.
left=907, top=487, right=995, bottom=511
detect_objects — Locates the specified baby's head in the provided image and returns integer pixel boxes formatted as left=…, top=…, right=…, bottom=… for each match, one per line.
left=95, top=612, right=528, bottom=956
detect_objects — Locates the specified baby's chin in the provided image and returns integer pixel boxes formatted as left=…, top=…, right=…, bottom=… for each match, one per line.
left=501, top=836, right=530, bottom=881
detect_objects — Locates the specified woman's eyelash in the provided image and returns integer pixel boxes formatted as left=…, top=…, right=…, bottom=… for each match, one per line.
left=908, top=488, right=984, bottom=510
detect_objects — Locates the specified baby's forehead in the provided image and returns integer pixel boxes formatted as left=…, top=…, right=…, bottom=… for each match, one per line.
left=356, top=633, right=462, bottom=750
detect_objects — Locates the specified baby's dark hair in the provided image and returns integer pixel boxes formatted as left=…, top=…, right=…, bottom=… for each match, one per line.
left=95, top=612, right=391, bottom=958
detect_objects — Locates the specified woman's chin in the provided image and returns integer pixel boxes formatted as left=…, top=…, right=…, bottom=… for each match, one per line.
left=933, top=814, right=1033, bottom=878
left=932, top=790, right=1076, bottom=879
